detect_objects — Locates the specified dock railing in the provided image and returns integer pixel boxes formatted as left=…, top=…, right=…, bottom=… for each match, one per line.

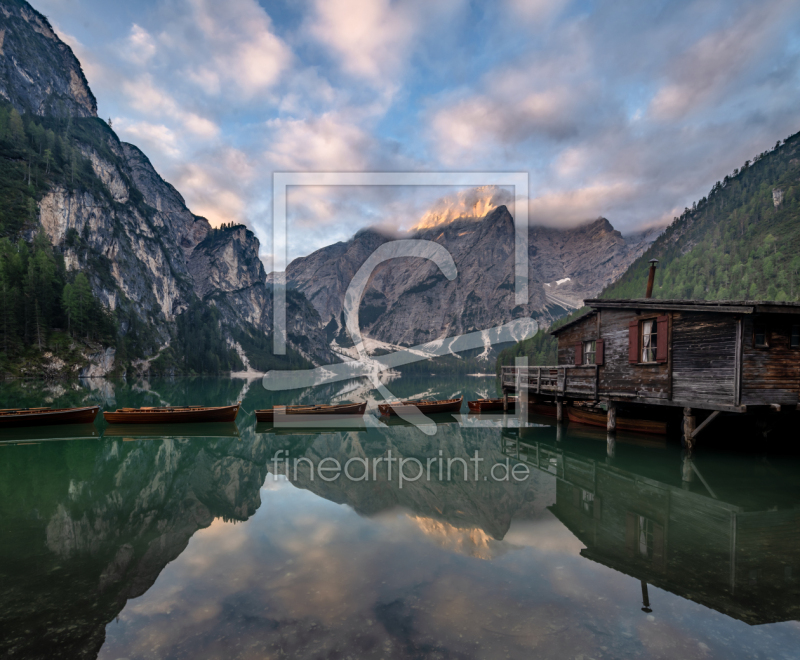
left=501, top=365, right=598, bottom=399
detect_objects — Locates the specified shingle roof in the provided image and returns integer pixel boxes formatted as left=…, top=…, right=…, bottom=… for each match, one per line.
left=550, top=298, right=800, bottom=335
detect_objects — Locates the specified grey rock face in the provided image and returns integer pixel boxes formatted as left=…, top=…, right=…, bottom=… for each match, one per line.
left=0, top=0, right=96, bottom=118
left=286, top=207, right=656, bottom=347
left=4, top=0, right=331, bottom=366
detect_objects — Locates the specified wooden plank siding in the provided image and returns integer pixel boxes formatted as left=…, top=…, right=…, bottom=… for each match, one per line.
left=740, top=316, right=800, bottom=406
left=671, top=312, right=738, bottom=406
left=597, top=309, right=670, bottom=400
left=556, top=309, right=670, bottom=400
left=505, top=300, right=800, bottom=412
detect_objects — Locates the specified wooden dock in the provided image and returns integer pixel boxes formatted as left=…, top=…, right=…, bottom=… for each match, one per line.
left=501, top=296, right=800, bottom=447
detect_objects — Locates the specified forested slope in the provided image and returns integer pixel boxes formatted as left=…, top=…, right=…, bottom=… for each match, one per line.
left=497, top=128, right=800, bottom=370
left=603, top=130, right=800, bottom=301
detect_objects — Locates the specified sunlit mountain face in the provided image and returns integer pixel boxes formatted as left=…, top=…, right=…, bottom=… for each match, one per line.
left=412, top=186, right=514, bottom=230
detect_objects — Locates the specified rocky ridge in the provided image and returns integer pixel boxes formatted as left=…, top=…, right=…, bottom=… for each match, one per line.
left=1, top=0, right=331, bottom=370
left=286, top=206, right=657, bottom=349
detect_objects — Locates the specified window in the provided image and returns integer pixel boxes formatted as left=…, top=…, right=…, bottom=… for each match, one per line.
left=638, top=515, right=654, bottom=560
left=581, top=490, right=595, bottom=516
left=583, top=340, right=596, bottom=364
left=641, top=319, right=658, bottom=363
left=791, top=325, right=800, bottom=349
left=754, top=323, right=768, bottom=348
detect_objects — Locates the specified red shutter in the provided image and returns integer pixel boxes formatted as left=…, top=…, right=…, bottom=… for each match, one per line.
left=656, top=315, right=669, bottom=363
left=574, top=342, right=582, bottom=365
left=595, top=339, right=604, bottom=365
left=628, top=320, right=639, bottom=364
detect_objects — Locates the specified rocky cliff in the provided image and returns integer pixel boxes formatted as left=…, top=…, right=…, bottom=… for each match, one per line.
left=0, top=0, right=96, bottom=118
left=0, top=0, right=330, bottom=370
left=286, top=206, right=656, bottom=348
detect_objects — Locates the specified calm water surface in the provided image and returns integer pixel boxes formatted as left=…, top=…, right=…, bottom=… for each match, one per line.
left=1, top=375, right=799, bottom=659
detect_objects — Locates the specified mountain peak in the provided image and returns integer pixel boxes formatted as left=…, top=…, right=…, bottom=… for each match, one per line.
left=412, top=185, right=513, bottom=230
left=0, top=0, right=97, bottom=118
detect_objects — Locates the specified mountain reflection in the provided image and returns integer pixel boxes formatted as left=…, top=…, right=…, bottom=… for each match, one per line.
left=1, top=384, right=800, bottom=658
left=0, top=433, right=270, bottom=659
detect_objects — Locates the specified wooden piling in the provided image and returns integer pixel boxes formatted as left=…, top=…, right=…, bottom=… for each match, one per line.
left=606, top=433, right=616, bottom=459
left=556, top=400, right=563, bottom=422
left=503, top=391, right=508, bottom=412
left=607, top=401, right=617, bottom=432
left=683, top=407, right=696, bottom=450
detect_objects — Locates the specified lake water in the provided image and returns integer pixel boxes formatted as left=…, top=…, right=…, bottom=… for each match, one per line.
left=1, top=375, right=799, bottom=660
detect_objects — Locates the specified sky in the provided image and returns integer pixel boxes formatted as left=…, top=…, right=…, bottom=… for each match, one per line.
left=33, top=0, right=800, bottom=265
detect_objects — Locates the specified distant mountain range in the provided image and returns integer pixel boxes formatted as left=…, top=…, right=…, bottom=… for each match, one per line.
left=0, top=0, right=660, bottom=376
left=284, top=203, right=657, bottom=353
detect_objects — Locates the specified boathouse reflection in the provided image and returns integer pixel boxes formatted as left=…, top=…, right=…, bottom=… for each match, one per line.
left=500, top=428, right=800, bottom=625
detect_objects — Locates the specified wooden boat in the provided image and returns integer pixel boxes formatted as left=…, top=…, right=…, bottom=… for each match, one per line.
left=567, top=406, right=667, bottom=435
left=378, top=397, right=463, bottom=417
left=467, top=397, right=516, bottom=412
left=0, top=423, right=100, bottom=444
left=0, top=405, right=100, bottom=428
left=530, top=403, right=557, bottom=418
left=255, top=402, right=366, bottom=423
left=379, top=413, right=460, bottom=427
left=103, top=403, right=240, bottom=424
left=103, top=422, right=240, bottom=439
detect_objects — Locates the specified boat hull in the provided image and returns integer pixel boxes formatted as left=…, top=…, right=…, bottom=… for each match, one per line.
left=255, top=402, right=366, bottom=423
left=103, top=404, right=240, bottom=424
left=0, top=406, right=100, bottom=428
left=567, top=407, right=667, bottom=435
left=378, top=397, right=463, bottom=416
left=103, top=422, right=240, bottom=439
left=467, top=398, right=516, bottom=412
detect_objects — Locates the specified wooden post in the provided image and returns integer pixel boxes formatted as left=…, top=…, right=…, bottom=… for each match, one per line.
left=606, top=433, right=616, bottom=459
left=556, top=422, right=563, bottom=443
left=683, top=407, right=696, bottom=451
left=607, top=401, right=617, bottom=432
left=556, top=400, right=564, bottom=422
left=681, top=453, right=694, bottom=485
left=503, top=391, right=508, bottom=412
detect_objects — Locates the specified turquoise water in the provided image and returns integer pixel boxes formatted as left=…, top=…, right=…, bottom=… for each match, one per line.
left=1, top=376, right=799, bottom=659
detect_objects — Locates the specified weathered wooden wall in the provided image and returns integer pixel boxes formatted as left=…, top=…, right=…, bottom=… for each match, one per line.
left=553, top=306, right=800, bottom=409
left=597, top=309, right=670, bottom=400
left=740, top=316, right=800, bottom=406
left=556, top=314, right=595, bottom=366
left=671, top=312, right=737, bottom=406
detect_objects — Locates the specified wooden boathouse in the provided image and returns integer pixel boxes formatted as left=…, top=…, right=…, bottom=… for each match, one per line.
left=501, top=295, right=800, bottom=446
left=499, top=430, right=800, bottom=625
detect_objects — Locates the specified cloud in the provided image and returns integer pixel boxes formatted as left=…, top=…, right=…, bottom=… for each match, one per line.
left=529, top=181, right=637, bottom=227
left=114, top=120, right=181, bottom=158
left=123, top=24, right=157, bottom=65
left=172, top=0, right=292, bottom=98
left=505, top=0, right=571, bottom=25
left=121, top=75, right=219, bottom=138
left=648, top=1, right=795, bottom=121
left=307, top=0, right=418, bottom=84
left=39, top=0, right=800, bottom=259
left=430, top=85, right=584, bottom=164
left=265, top=114, right=376, bottom=172
left=307, top=0, right=465, bottom=91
